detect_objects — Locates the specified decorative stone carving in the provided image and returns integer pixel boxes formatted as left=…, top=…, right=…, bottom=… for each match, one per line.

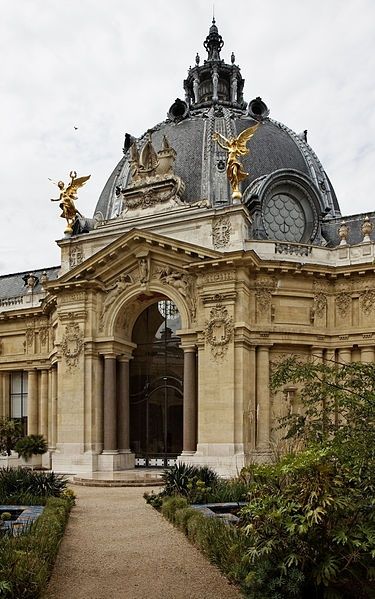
left=212, top=215, right=232, bottom=249
left=361, top=216, right=373, bottom=243
left=255, top=288, right=272, bottom=313
left=138, top=258, right=149, bottom=285
left=61, top=318, right=84, bottom=370
left=313, top=293, right=327, bottom=319
left=335, top=293, right=351, bottom=317
left=338, top=222, right=348, bottom=246
left=360, top=289, right=375, bottom=315
left=121, top=134, right=185, bottom=212
left=158, top=267, right=196, bottom=320
left=99, top=274, right=133, bottom=331
left=25, top=325, right=34, bottom=346
left=39, top=325, right=49, bottom=347
left=204, top=303, right=234, bottom=360
left=69, top=245, right=84, bottom=268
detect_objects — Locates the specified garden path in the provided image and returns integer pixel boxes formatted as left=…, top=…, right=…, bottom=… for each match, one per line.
left=45, top=484, right=243, bottom=599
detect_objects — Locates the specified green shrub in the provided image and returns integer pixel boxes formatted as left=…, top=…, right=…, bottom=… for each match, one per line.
left=161, top=463, right=219, bottom=499
left=0, top=468, right=68, bottom=504
left=161, top=496, right=188, bottom=522
left=0, top=496, right=73, bottom=599
left=14, top=435, right=48, bottom=462
left=174, top=507, right=199, bottom=534
left=0, top=419, right=23, bottom=456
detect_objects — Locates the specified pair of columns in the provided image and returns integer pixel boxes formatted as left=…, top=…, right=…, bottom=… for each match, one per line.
left=27, top=366, right=58, bottom=445
left=101, top=346, right=197, bottom=455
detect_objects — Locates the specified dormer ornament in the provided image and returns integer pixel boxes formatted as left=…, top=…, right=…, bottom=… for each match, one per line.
left=121, top=135, right=185, bottom=213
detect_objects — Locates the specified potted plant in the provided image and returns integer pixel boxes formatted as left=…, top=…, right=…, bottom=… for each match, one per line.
left=15, top=434, right=48, bottom=469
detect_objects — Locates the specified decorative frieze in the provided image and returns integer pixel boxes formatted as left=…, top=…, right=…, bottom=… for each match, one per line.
left=199, top=270, right=236, bottom=285
left=204, top=303, right=234, bottom=360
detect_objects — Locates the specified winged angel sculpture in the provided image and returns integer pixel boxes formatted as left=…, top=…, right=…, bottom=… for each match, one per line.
left=50, top=170, right=90, bottom=234
left=212, top=124, right=259, bottom=200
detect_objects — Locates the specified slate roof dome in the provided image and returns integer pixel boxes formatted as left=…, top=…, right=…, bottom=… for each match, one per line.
left=94, top=20, right=340, bottom=245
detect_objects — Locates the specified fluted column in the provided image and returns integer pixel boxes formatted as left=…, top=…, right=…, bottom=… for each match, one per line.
left=256, top=345, right=271, bottom=450
left=117, top=356, right=130, bottom=452
left=27, top=369, right=38, bottom=435
left=182, top=346, right=197, bottom=454
left=360, top=346, right=374, bottom=363
left=103, top=354, right=117, bottom=452
left=50, top=365, right=58, bottom=448
left=39, top=370, right=48, bottom=439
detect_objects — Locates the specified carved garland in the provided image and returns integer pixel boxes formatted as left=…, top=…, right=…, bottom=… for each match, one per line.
left=313, top=293, right=327, bottom=319
left=204, top=303, right=234, bottom=360
left=61, top=319, right=84, bottom=369
left=335, top=293, right=351, bottom=317
left=360, top=289, right=375, bottom=315
left=255, top=288, right=272, bottom=313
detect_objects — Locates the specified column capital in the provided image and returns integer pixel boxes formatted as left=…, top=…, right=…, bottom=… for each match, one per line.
left=181, top=344, right=197, bottom=353
left=117, top=354, right=133, bottom=363
left=102, top=353, right=118, bottom=360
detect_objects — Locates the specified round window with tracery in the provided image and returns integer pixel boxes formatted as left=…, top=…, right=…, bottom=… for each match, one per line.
left=263, top=193, right=306, bottom=242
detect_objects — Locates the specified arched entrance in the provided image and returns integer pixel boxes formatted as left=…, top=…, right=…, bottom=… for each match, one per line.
left=130, top=299, right=183, bottom=467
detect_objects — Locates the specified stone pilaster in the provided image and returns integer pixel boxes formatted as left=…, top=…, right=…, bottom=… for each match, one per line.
left=256, top=345, right=271, bottom=451
left=27, top=369, right=38, bottom=435
left=2, top=373, right=10, bottom=418
left=40, top=369, right=48, bottom=439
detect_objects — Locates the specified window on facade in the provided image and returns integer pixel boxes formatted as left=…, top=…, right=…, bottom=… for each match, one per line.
left=10, top=372, right=28, bottom=419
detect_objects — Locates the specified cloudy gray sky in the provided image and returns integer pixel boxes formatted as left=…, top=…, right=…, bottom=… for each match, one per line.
left=1, top=0, right=374, bottom=274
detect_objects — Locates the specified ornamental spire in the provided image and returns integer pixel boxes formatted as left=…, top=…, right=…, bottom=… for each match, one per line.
left=203, top=17, right=224, bottom=61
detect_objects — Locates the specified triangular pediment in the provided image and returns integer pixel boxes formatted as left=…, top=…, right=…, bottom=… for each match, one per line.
left=47, top=228, right=222, bottom=290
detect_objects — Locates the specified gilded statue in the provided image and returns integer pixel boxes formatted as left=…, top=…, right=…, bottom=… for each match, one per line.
left=50, top=171, right=91, bottom=234
left=212, top=124, right=260, bottom=200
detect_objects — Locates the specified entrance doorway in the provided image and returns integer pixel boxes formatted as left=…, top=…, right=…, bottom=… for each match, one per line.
left=130, top=299, right=183, bottom=467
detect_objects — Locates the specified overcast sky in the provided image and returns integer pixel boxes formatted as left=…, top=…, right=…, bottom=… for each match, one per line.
left=1, top=0, right=374, bottom=275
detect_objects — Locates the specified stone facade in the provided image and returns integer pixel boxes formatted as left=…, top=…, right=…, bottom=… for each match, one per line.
left=1, top=21, right=374, bottom=476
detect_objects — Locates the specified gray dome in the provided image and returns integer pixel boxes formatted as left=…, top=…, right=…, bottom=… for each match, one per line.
left=94, top=20, right=340, bottom=236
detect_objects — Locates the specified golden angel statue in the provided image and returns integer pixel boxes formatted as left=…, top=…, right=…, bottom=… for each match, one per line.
left=212, top=124, right=260, bottom=200
left=50, top=171, right=91, bottom=234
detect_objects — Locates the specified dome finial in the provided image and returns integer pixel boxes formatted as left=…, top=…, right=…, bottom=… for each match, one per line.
left=204, top=14, right=223, bottom=61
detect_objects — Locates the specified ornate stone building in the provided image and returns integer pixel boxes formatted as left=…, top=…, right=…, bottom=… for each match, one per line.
left=1, top=21, right=374, bottom=475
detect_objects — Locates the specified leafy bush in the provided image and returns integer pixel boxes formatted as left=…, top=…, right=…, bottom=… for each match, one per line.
left=237, top=358, right=375, bottom=599
left=0, top=468, right=68, bottom=504
left=14, top=435, right=48, bottom=462
left=161, top=463, right=219, bottom=502
left=0, top=419, right=23, bottom=456
left=0, top=496, right=73, bottom=598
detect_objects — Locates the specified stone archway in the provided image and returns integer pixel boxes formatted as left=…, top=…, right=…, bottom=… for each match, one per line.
left=129, top=299, right=184, bottom=467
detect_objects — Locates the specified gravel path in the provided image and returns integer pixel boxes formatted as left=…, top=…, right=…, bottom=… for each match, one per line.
left=45, top=485, right=243, bottom=599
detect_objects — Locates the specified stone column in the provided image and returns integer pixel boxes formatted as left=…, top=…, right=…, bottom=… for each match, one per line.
left=117, top=356, right=130, bottom=452
left=338, top=347, right=352, bottom=365
left=103, top=354, right=117, bottom=452
left=39, top=370, right=48, bottom=439
left=182, top=346, right=197, bottom=454
left=27, top=369, right=38, bottom=435
left=324, top=348, right=336, bottom=366
left=256, top=345, right=271, bottom=450
left=310, top=347, right=324, bottom=363
left=360, top=346, right=374, bottom=363
left=0, top=372, right=3, bottom=418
